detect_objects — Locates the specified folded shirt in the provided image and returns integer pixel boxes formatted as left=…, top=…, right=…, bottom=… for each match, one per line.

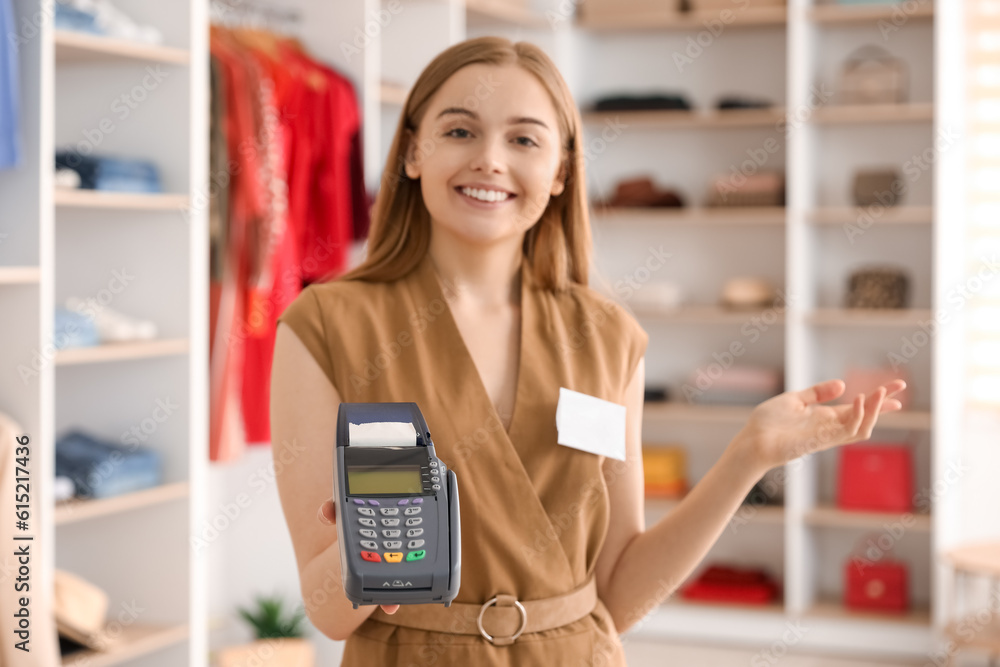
left=55, top=431, right=162, bottom=499
left=54, top=152, right=163, bottom=193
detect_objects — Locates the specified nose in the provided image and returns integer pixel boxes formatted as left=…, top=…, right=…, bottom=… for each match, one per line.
left=468, top=134, right=506, bottom=174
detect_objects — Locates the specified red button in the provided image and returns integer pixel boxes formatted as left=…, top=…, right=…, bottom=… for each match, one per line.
left=361, top=551, right=381, bottom=562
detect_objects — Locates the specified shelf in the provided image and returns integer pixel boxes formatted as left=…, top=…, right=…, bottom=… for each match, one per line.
left=811, top=103, right=934, bottom=125
left=593, top=206, right=786, bottom=226
left=809, top=4, right=934, bottom=25
left=55, top=482, right=189, bottom=525
left=578, top=6, right=787, bottom=31
left=643, top=403, right=929, bottom=430
left=61, top=623, right=188, bottom=667
left=54, top=30, right=190, bottom=65
left=54, top=189, right=190, bottom=210
left=809, top=206, right=933, bottom=225
left=55, top=338, right=189, bottom=366
left=464, top=0, right=548, bottom=28
left=806, top=308, right=934, bottom=327
left=582, top=107, right=785, bottom=130
left=807, top=599, right=931, bottom=628
left=647, top=497, right=785, bottom=525
left=380, top=81, right=409, bottom=106
left=0, top=266, right=41, bottom=284
left=805, top=505, right=931, bottom=532
left=663, top=596, right=784, bottom=614
left=632, top=304, right=785, bottom=325
left=644, top=402, right=754, bottom=424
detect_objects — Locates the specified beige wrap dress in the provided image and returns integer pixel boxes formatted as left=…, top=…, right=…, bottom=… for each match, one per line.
left=277, top=249, right=648, bottom=666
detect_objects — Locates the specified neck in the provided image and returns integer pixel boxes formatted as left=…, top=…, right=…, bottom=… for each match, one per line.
left=427, top=228, right=523, bottom=309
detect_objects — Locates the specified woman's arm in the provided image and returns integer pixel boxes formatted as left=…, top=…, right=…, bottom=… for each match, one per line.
left=595, top=359, right=906, bottom=634
left=270, top=323, right=395, bottom=641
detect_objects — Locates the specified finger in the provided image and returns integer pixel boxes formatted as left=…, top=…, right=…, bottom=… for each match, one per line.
left=858, top=387, right=885, bottom=438
left=798, top=379, right=846, bottom=405
left=317, top=499, right=336, bottom=526
left=883, top=379, right=907, bottom=398
left=882, top=398, right=902, bottom=412
left=381, top=604, right=400, bottom=614
left=847, top=393, right=866, bottom=435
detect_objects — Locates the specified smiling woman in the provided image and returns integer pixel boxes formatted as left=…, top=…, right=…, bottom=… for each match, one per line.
left=270, top=34, right=904, bottom=667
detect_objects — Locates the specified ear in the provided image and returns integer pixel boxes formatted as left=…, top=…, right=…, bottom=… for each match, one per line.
left=403, top=131, right=421, bottom=180
left=550, top=159, right=567, bottom=197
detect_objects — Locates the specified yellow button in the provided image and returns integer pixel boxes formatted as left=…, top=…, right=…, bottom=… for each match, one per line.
left=384, top=552, right=403, bottom=563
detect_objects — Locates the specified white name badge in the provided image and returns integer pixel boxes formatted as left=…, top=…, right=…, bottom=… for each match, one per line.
left=555, top=387, right=627, bottom=461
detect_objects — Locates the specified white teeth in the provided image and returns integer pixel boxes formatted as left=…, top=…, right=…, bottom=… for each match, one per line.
left=461, top=187, right=510, bottom=202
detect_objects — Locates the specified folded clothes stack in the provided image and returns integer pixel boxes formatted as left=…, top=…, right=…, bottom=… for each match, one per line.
left=55, top=151, right=163, bottom=193
left=55, top=430, right=162, bottom=500
left=54, top=297, right=158, bottom=349
left=54, top=0, right=163, bottom=44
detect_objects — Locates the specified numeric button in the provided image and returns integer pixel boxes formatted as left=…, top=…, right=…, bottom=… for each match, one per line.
left=358, top=507, right=375, bottom=516
left=406, top=528, right=424, bottom=537
left=381, top=518, right=400, bottom=527
left=384, top=540, right=402, bottom=549
left=404, top=507, right=421, bottom=516
left=359, top=529, right=376, bottom=538
left=379, top=507, right=399, bottom=516
left=359, top=518, right=375, bottom=527
left=405, top=517, right=422, bottom=526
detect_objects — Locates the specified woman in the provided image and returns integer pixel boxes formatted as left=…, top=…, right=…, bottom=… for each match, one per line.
left=270, top=36, right=905, bottom=665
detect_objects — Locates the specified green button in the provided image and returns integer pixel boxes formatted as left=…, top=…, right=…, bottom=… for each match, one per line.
left=406, top=550, right=426, bottom=561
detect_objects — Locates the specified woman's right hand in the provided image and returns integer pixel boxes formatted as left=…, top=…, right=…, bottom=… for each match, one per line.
left=318, top=499, right=400, bottom=616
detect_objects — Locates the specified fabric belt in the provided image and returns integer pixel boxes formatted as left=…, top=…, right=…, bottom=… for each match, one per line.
left=374, top=576, right=598, bottom=646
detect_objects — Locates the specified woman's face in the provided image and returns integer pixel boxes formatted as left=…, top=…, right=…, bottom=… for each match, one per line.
left=404, top=63, right=567, bottom=247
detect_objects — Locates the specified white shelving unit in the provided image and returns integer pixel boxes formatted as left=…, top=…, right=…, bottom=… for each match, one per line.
left=0, top=0, right=208, bottom=664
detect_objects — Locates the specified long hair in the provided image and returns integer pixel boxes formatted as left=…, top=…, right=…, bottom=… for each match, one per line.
left=338, top=36, right=591, bottom=292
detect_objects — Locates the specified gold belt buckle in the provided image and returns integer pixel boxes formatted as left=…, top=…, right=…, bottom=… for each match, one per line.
left=477, top=595, right=527, bottom=645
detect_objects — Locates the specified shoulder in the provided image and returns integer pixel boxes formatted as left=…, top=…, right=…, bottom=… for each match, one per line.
left=558, top=282, right=648, bottom=349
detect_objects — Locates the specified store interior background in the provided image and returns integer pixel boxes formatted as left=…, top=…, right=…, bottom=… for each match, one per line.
left=3, top=0, right=1000, bottom=665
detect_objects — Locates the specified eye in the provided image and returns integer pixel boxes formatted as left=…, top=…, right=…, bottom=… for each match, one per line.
left=514, top=136, right=538, bottom=147
left=445, top=128, right=471, bottom=139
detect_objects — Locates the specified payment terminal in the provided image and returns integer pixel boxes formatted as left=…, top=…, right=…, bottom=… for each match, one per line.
left=334, top=402, right=461, bottom=608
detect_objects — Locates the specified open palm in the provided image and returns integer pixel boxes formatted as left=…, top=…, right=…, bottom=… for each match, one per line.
left=737, top=378, right=908, bottom=472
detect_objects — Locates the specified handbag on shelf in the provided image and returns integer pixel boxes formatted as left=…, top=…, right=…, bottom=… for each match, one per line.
left=837, top=44, right=908, bottom=105
left=837, top=442, right=914, bottom=513
left=844, top=535, right=910, bottom=613
left=681, top=564, right=781, bottom=605
left=642, top=445, right=688, bottom=498
left=846, top=265, right=909, bottom=309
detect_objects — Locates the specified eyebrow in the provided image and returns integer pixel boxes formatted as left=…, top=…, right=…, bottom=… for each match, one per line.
left=435, top=107, right=550, bottom=131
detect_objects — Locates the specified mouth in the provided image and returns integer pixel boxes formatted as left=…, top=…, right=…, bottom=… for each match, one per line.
left=454, top=186, right=517, bottom=206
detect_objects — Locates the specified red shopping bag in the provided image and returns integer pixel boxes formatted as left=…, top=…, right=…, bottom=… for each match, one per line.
left=837, top=443, right=913, bottom=513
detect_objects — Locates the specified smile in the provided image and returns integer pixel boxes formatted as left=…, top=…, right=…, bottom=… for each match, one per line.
left=456, top=186, right=515, bottom=204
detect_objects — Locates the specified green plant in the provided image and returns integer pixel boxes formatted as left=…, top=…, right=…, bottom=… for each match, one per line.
left=237, top=594, right=307, bottom=640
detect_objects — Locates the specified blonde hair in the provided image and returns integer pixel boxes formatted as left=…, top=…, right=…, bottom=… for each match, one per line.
left=338, top=36, right=591, bottom=292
